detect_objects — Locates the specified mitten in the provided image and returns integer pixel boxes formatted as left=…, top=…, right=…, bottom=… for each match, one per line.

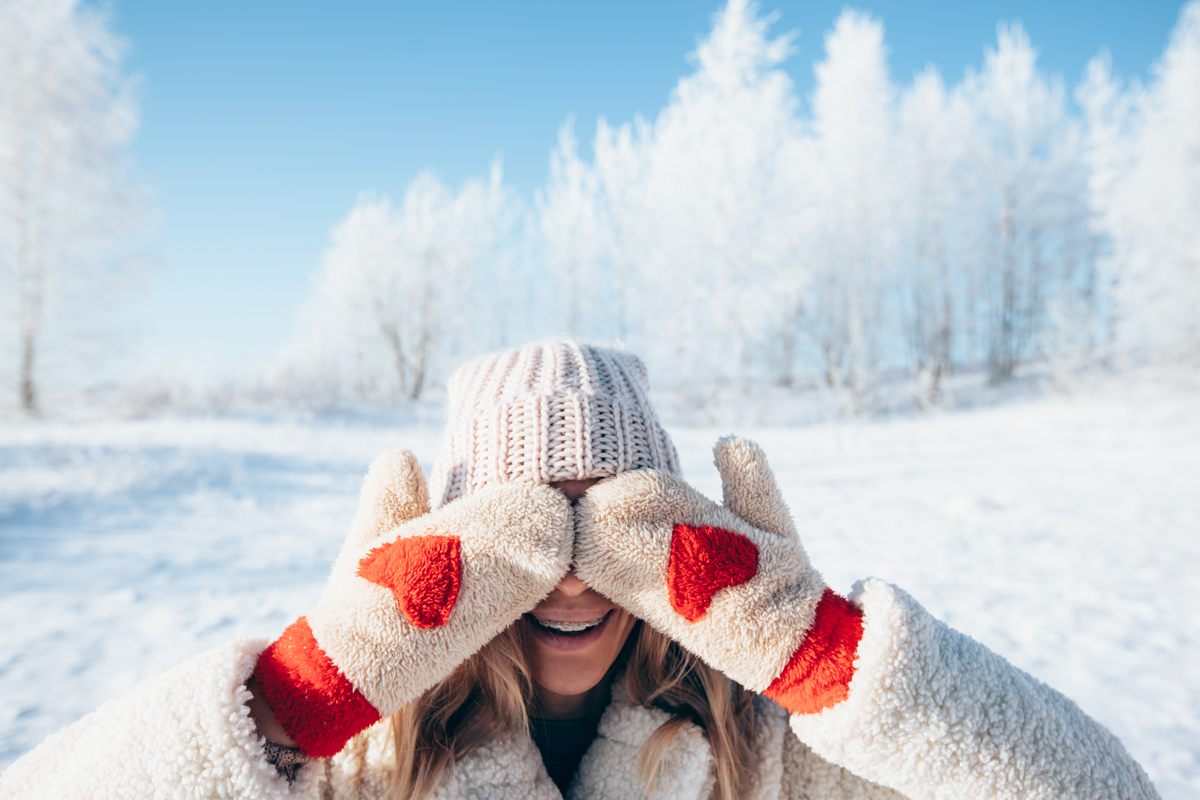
left=252, top=448, right=573, bottom=757
left=574, top=436, right=863, bottom=715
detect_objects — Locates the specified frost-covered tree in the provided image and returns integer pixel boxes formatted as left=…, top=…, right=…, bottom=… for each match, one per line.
left=957, top=24, right=1091, bottom=382
left=590, top=0, right=805, bottom=389
left=283, top=163, right=515, bottom=402
left=1084, top=1, right=1200, bottom=359
left=590, top=116, right=653, bottom=346
left=536, top=120, right=611, bottom=337
left=895, top=68, right=971, bottom=403
left=0, top=0, right=143, bottom=414
left=804, top=10, right=896, bottom=404
left=1075, top=54, right=1132, bottom=362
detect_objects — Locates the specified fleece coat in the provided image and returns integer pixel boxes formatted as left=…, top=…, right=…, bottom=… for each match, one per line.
left=0, top=576, right=1158, bottom=800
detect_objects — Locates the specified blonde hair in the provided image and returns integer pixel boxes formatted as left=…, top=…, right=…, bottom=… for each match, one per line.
left=385, top=622, right=757, bottom=799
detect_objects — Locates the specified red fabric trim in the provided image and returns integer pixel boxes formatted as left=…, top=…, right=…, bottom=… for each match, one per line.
left=667, top=523, right=759, bottom=621
left=763, top=588, right=864, bottom=714
left=357, top=534, right=461, bottom=628
left=251, top=616, right=381, bottom=758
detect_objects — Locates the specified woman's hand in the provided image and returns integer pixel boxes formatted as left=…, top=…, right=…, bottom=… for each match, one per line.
left=574, top=435, right=864, bottom=715
left=251, top=448, right=574, bottom=757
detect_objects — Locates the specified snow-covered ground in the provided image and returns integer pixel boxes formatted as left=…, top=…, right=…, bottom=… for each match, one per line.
left=1, top=376, right=1197, bottom=798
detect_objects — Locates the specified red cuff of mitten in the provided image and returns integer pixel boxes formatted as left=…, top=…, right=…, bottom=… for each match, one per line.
left=251, top=617, right=381, bottom=758
left=763, top=588, right=864, bottom=714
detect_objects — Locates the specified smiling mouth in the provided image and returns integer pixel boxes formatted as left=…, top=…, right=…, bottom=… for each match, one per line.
left=525, top=610, right=613, bottom=636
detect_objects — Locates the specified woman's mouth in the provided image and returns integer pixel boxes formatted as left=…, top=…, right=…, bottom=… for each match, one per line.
left=524, top=610, right=614, bottom=650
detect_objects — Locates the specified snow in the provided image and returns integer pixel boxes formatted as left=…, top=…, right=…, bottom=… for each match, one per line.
left=1, top=380, right=1197, bottom=798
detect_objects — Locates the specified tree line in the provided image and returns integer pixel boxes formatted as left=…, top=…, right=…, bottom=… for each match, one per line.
left=3, top=0, right=1196, bottom=415
left=282, top=0, right=1198, bottom=409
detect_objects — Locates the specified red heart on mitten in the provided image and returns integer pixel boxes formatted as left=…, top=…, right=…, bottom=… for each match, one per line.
left=357, top=534, right=462, bottom=628
left=667, top=523, right=758, bottom=621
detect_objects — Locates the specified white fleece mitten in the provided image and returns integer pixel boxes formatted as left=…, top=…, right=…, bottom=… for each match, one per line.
left=253, top=449, right=573, bottom=757
left=575, top=436, right=864, bottom=715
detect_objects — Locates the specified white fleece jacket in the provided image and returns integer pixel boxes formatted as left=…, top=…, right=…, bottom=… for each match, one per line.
left=0, top=578, right=1159, bottom=800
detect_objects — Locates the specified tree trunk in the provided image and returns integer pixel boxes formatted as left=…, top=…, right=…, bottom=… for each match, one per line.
left=777, top=304, right=800, bottom=388
left=16, top=164, right=43, bottom=416
left=380, top=321, right=409, bottom=398
left=409, top=278, right=437, bottom=401
left=19, top=328, right=37, bottom=414
left=991, top=186, right=1018, bottom=383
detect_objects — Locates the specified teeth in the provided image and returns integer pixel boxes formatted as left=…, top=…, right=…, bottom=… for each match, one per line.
left=533, top=615, right=605, bottom=633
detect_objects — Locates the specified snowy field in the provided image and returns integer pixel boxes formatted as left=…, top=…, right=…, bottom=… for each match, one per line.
left=1, top=376, right=1197, bottom=798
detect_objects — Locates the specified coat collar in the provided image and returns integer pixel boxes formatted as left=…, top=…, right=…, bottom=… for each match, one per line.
left=446, top=677, right=716, bottom=800
left=567, top=677, right=716, bottom=799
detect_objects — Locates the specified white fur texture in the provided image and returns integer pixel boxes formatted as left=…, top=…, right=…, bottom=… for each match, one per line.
left=332, top=447, right=431, bottom=570
left=312, top=479, right=574, bottom=713
left=574, top=438, right=826, bottom=692
left=788, top=578, right=1161, bottom=799
left=713, top=435, right=798, bottom=539
left=1, top=578, right=1161, bottom=798
left=0, top=639, right=314, bottom=799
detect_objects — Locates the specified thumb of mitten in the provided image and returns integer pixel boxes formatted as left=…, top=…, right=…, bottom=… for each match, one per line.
left=713, top=435, right=797, bottom=538
left=335, top=448, right=430, bottom=568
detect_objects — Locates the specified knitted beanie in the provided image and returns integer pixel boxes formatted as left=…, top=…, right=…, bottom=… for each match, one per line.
left=429, top=339, right=681, bottom=507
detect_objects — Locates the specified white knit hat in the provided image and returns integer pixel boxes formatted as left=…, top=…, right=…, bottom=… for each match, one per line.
left=429, top=339, right=681, bottom=507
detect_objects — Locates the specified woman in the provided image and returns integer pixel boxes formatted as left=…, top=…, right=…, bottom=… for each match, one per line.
left=0, top=339, right=1160, bottom=799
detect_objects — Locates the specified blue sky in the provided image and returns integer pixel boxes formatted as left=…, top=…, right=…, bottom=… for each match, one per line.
left=109, top=0, right=1185, bottom=380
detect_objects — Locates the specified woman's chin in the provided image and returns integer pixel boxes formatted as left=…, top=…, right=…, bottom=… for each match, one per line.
left=531, top=669, right=610, bottom=700
left=521, top=610, right=639, bottom=709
